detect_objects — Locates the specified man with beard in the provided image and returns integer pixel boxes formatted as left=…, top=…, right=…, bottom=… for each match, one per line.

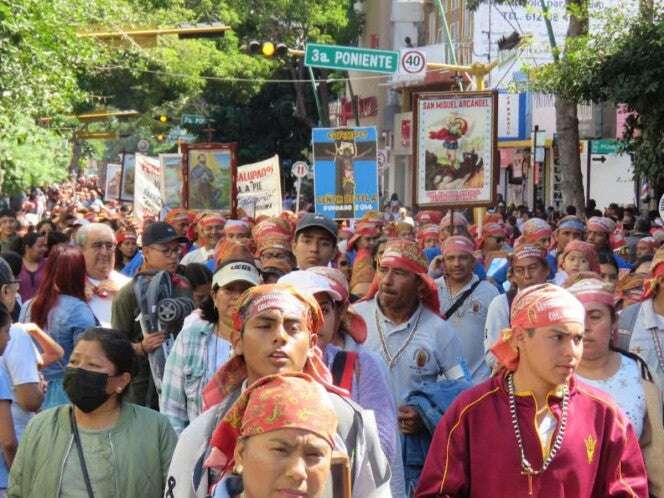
left=75, top=223, right=130, bottom=327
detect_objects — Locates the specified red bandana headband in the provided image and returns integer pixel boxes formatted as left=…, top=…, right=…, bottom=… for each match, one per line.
left=522, top=218, right=552, bottom=242
left=490, top=284, right=585, bottom=371
left=200, top=213, right=226, bottom=227
left=511, top=244, right=547, bottom=263
left=567, top=277, right=614, bottom=307
left=442, top=235, right=476, bottom=257
left=562, top=239, right=600, bottom=273
left=587, top=216, right=617, bottom=234
left=207, top=373, right=337, bottom=476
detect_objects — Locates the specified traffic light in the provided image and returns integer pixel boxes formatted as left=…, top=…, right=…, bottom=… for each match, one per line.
left=247, top=40, right=289, bottom=58
left=155, top=114, right=170, bottom=123
left=497, top=31, right=522, bottom=51
left=156, top=133, right=165, bottom=142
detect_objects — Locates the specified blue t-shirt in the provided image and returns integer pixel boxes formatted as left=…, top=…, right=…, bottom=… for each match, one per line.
left=0, top=367, right=12, bottom=488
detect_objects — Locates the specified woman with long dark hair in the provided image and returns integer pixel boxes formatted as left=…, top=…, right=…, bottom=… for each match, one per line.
left=20, top=244, right=97, bottom=409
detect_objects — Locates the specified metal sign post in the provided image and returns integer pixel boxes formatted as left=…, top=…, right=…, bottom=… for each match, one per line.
left=292, top=161, right=309, bottom=213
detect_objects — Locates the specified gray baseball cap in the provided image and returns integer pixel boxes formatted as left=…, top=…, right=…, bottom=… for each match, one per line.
left=295, top=214, right=338, bottom=242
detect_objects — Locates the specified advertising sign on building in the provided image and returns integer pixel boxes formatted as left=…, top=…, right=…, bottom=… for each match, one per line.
left=413, top=91, right=498, bottom=208
left=498, top=92, right=530, bottom=141
left=312, top=127, right=379, bottom=220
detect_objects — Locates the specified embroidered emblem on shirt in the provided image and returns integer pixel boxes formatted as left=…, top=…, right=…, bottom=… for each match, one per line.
left=471, top=300, right=481, bottom=313
left=414, top=348, right=430, bottom=368
left=584, top=434, right=597, bottom=463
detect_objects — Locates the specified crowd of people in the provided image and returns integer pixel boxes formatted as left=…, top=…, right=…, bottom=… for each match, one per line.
left=0, top=176, right=663, bottom=497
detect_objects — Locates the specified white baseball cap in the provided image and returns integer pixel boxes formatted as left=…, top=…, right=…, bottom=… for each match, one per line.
left=278, top=270, right=342, bottom=302
left=212, top=260, right=262, bottom=288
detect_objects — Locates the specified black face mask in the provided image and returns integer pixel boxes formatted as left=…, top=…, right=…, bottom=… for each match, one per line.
left=63, top=367, right=112, bottom=413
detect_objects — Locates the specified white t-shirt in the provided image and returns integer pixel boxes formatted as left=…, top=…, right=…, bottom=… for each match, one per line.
left=0, top=324, right=41, bottom=438
left=88, top=270, right=131, bottom=328
left=579, top=355, right=646, bottom=438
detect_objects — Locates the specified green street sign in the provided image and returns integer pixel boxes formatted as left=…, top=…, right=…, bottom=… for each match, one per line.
left=181, top=113, right=207, bottom=126
left=305, top=43, right=398, bottom=74
left=591, top=139, right=620, bottom=155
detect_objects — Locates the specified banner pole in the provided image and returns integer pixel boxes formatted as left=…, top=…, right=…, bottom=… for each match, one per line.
left=296, top=177, right=302, bottom=213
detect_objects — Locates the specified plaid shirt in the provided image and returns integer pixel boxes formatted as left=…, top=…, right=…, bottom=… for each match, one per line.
left=160, top=316, right=232, bottom=435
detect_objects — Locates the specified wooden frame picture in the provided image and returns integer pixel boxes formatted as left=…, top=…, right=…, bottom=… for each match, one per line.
left=182, top=143, right=237, bottom=216
left=413, top=90, right=498, bottom=208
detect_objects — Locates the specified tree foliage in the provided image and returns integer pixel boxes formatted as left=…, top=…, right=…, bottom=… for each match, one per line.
left=1, top=0, right=362, bottom=192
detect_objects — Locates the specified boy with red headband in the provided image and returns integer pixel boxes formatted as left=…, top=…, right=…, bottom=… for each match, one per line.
left=165, top=284, right=391, bottom=498
left=415, top=283, right=648, bottom=497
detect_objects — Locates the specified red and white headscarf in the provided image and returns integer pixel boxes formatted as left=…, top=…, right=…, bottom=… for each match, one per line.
left=364, top=239, right=440, bottom=313
left=208, top=373, right=337, bottom=476
left=511, top=243, right=548, bottom=264
left=587, top=216, right=617, bottom=234
left=442, top=235, right=476, bottom=257
left=567, top=277, right=614, bottom=307
left=490, top=283, right=585, bottom=371
left=561, top=239, right=600, bottom=273
left=476, top=222, right=506, bottom=249
left=521, top=218, right=552, bottom=244
left=440, top=212, right=469, bottom=230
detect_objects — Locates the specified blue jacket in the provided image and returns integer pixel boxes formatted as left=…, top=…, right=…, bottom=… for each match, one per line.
left=121, top=250, right=144, bottom=277
left=402, top=379, right=472, bottom=495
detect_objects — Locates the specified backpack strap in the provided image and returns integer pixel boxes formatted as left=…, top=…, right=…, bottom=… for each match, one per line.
left=442, top=280, right=482, bottom=320
left=331, top=351, right=359, bottom=392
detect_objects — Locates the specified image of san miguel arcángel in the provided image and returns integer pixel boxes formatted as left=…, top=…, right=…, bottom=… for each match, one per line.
left=312, top=126, right=379, bottom=220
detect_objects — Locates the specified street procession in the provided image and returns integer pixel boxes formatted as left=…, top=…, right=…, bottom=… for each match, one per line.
left=2, top=0, right=664, bottom=496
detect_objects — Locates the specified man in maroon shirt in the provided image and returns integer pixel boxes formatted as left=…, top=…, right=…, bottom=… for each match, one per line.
left=415, top=283, right=648, bottom=498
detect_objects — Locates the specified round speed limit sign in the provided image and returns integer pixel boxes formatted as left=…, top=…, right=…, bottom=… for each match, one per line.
left=400, top=49, right=426, bottom=75
left=291, top=161, right=309, bottom=178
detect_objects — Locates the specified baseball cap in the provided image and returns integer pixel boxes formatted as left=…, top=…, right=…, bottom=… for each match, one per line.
left=0, top=258, right=18, bottom=285
left=212, top=260, right=262, bottom=289
left=278, top=270, right=342, bottom=302
left=142, top=222, right=188, bottom=247
left=295, top=214, right=338, bottom=242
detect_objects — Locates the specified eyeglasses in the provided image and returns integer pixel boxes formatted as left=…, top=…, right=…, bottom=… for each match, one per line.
left=89, top=241, right=117, bottom=251
left=513, top=263, right=543, bottom=277
left=151, top=246, right=181, bottom=256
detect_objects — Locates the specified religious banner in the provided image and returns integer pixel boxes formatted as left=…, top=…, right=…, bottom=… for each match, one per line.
left=120, top=153, right=135, bottom=202
left=237, top=154, right=283, bottom=217
left=159, top=153, right=183, bottom=209
left=134, top=154, right=163, bottom=219
left=413, top=91, right=498, bottom=208
left=312, top=126, right=379, bottom=220
left=182, top=143, right=237, bottom=215
left=104, top=163, right=122, bottom=201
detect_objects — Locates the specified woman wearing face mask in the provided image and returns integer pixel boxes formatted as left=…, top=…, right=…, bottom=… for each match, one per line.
left=567, top=277, right=664, bottom=496
left=7, top=327, right=177, bottom=498
left=210, top=373, right=339, bottom=498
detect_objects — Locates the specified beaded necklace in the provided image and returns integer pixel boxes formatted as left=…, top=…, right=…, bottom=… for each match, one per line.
left=507, top=373, right=569, bottom=495
left=374, top=305, right=423, bottom=369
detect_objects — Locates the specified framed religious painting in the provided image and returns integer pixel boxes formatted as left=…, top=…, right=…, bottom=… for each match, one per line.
left=181, top=143, right=237, bottom=216
left=413, top=91, right=498, bottom=208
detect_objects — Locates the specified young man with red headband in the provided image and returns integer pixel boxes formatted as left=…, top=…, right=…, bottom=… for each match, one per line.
left=415, top=283, right=648, bottom=497
left=436, top=236, right=498, bottom=382
left=165, top=284, right=391, bottom=498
